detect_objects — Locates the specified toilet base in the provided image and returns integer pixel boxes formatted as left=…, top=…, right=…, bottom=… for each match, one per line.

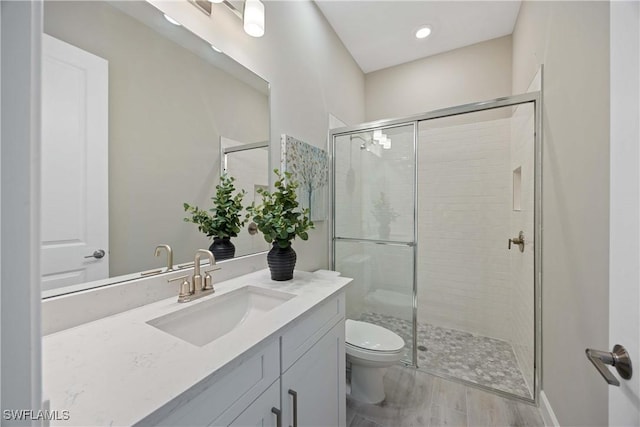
left=349, top=365, right=388, bottom=404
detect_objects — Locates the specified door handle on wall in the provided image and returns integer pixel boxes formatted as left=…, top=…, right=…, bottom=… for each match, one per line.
left=508, top=231, right=525, bottom=252
left=585, top=344, right=632, bottom=386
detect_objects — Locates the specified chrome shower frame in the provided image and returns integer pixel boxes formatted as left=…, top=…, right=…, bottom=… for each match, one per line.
left=329, top=90, right=543, bottom=406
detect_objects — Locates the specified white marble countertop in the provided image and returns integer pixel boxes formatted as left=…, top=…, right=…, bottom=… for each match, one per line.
left=42, top=269, right=351, bottom=427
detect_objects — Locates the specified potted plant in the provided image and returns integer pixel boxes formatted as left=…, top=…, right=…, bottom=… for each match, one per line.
left=372, top=192, right=399, bottom=240
left=248, top=169, right=314, bottom=281
left=183, top=174, right=248, bottom=261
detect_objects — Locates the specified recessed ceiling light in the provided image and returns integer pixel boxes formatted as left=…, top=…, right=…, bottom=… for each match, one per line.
left=164, top=14, right=181, bottom=26
left=415, top=26, right=432, bottom=39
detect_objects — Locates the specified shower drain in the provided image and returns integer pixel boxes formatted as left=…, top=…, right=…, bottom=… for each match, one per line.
left=417, top=345, right=427, bottom=351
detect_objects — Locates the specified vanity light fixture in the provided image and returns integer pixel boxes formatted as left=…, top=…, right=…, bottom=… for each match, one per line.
left=415, top=25, right=432, bottom=39
left=164, top=14, right=182, bottom=26
left=243, top=0, right=265, bottom=38
left=209, top=0, right=224, bottom=3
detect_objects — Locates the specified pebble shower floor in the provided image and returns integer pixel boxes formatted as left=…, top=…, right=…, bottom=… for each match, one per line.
left=359, top=312, right=532, bottom=399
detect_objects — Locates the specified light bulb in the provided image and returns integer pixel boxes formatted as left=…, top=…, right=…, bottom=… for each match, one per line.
left=415, top=26, right=431, bottom=39
left=243, top=0, right=265, bottom=38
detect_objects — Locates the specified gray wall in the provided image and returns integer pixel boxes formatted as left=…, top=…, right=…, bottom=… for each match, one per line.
left=44, top=1, right=270, bottom=276
left=152, top=0, right=366, bottom=271
left=364, top=35, right=512, bottom=121
left=512, top=2, right=610, bottom=425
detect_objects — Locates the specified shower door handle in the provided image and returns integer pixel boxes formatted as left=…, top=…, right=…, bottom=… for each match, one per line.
left=508, top=231, right=525, bottom=252
left=585, top=345, right=632, bottom=386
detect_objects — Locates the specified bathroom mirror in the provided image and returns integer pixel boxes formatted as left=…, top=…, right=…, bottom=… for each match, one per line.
left=41, top=0, right=270, bottom=297
left=220, top=137, right=271, bottom=255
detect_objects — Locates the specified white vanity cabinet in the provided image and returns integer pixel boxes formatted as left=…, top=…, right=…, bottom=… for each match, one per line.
left=154, top=291, right=346, bottom=427
left=43, top=270, right=351, bottom=427
left=281, top=322, right=346, bottom=427
left=151, top=340, right=280, bottom=427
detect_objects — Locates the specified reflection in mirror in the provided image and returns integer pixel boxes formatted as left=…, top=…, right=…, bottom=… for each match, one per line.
left=41, top=1, right=270, bottom=298
left=220, top=138, right=271, bottom=255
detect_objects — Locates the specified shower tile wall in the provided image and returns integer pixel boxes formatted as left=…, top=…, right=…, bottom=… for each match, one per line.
left=418, top=119, right=512, bottom=341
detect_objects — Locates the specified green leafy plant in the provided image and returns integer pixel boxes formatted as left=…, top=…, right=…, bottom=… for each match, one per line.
left=183, top=174, right=248, bottom=239
left=248, top=169, right=314, bottom=248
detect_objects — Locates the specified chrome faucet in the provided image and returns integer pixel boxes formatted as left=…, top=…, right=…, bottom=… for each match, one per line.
left=154, top=244, right=174, bottom=271
left=192, top=249, right=215, bottom=293
left=167, top=249, right=221, bottom=303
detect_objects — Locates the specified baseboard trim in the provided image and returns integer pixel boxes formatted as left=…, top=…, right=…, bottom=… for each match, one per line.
left=540, top=391, right=560, bottom=427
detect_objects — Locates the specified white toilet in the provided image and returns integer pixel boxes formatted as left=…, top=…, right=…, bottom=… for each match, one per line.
left=345, top=319, right=405, bottom=404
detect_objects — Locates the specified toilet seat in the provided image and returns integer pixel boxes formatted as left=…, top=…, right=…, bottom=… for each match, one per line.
left=345, top=319, right=404, bottom=352
left=345, top=319, right=405, bottom=352
left=346, top=342, right=404, bottom=364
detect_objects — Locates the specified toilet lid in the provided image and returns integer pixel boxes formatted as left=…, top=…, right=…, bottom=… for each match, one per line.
left=345, top=320, right=405, bottom=352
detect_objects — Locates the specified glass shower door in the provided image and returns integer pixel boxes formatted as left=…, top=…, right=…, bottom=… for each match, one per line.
left=332, top=124, right=416, bottom=364
left=416, top=102, right=537, bottom=400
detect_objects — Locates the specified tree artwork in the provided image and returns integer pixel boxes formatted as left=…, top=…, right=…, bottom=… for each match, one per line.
left=281, top=135, right=328, bottom=221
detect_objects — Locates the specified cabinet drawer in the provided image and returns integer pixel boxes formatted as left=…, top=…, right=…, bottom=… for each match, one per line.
left=281, top=293, right=345, bottom=372
left=151, top=339, right=279, bottom=427
left=223, top=379, right=280, bottom=427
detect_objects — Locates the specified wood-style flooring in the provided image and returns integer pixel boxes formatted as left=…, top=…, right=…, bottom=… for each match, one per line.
left=347, top=365, right=543, bottom=427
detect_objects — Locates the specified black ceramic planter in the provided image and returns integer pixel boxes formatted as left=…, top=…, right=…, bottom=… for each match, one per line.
left=267, top=243, right=296, bottom=281
left=209, top=237, right=235, bottom=261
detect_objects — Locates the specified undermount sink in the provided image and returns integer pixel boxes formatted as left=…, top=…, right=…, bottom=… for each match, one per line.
left=147, top=285, right=295, bottom=346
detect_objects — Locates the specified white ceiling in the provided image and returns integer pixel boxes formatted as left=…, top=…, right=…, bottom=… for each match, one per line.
left=314, top=1, right=522, bottom=73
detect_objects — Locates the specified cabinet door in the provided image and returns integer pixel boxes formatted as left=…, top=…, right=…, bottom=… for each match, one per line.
left=281, top=321, right=346, bottom=427
left=226, top=380, right=281, bottom=427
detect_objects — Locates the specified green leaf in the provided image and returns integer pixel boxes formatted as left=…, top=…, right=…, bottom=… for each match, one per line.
left=248, top=169, right=315, bottom=246
left=182, top=174, right=249, bottom=239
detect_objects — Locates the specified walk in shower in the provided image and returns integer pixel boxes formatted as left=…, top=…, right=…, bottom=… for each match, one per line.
left=331, top=92, right=541, bottom=403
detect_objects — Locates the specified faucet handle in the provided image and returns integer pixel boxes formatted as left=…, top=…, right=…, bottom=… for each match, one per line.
left=203, top=267, right=221, bottom=291
left=168, top=275, right=192, bottom=301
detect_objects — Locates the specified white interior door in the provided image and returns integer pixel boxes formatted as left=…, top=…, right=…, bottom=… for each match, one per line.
left=41, top=34, right=109, bottom=292
left=608, top=2, right=640, bottom=425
